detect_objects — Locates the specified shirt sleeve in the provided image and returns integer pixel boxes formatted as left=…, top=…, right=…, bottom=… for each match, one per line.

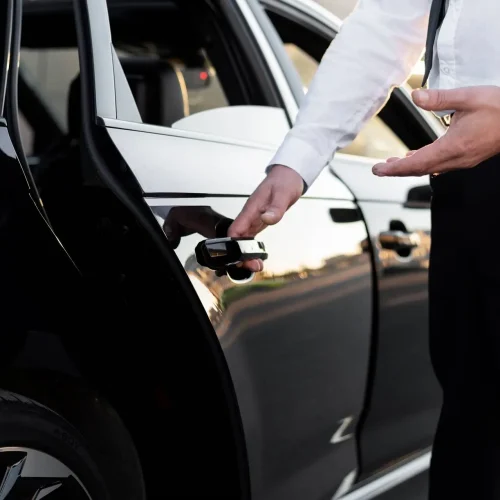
left=268, top=0, right=430, bottom=188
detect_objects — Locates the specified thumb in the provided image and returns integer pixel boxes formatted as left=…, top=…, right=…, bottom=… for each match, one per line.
left=412, top=88, right=473, bottom=112
left=261, top=188, right=293, bottom=226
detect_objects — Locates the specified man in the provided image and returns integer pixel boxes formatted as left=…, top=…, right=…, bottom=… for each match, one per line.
left=229, top=0, right=500, bottom=498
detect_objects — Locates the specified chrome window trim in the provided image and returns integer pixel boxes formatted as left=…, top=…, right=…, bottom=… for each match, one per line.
left=262, top=0, right=342, bottom=31
left=336, top=451, right=431, bottom=500
left=83, top=0, right=117, bottom=118
left=234, top=0, right=299, bottom=121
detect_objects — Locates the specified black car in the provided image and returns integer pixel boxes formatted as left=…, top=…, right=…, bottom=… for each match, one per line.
left=0, top=0, right=442, bottom=498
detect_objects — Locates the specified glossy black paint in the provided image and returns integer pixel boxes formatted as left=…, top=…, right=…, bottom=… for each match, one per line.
left=0, top=2, right=251, bottom=499
left=357, top=202, right=441, bottom=477
left=151, top=196, right=372, bottom=500
left=1, top=0, right=445, bottom=498
left=261, top=0, right=442, bottom=484
left=0, top=122, right=81, bottom=350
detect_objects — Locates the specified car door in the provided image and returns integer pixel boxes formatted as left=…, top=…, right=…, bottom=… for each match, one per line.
left=0, top=0, right=87, bottom=371
left=260, top=0, right=444, bottom=480
left=73, top=0, right=373, bottom=498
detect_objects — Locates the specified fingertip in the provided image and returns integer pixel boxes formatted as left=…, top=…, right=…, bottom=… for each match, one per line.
left=372, top=163, right=388, bottom=177
left=261, top=210, right=281, bottom=226
left=412, top=89, right=429, bottom=106
left=227, top=220, right=244, bottom=238
left=244, top=260, right=262, bottom=273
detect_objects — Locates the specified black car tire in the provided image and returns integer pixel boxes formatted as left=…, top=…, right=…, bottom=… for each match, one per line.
left=0, top=389, right=109, bottom=499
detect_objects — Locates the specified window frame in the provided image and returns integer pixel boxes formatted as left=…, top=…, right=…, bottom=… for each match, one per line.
left=0, top=0, right=13, bottom=117
left=74, top=0, right=298, bottom=131
left=260, top=0, right=443, bottom=152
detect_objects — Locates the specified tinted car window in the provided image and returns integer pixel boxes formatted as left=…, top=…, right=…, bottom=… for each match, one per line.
left=107, top=2, right=264, bottom=128
left=21, top=48, right=79, bottom=133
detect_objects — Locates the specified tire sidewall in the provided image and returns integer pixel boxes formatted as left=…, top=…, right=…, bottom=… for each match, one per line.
left=0, top=405, right=109, bottom=499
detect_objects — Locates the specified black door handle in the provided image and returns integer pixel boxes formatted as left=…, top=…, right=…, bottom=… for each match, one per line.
left=195, top=237, right=268, bottom=271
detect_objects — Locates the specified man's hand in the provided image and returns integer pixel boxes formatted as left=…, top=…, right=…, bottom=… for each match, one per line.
left=372, top=86, right=500, bottom=177
left=228, top=165, right=304, bottom=272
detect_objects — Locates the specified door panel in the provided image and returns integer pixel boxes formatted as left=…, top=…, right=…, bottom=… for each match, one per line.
left=103, top=118, right=353, bottom=201
left=357, top=201, right=441, bottom=476
left=76, top=0, right=372, bottom=495
left=260, top=0, right=442, bottom=477
left=148, top=195, right=372, bottom=500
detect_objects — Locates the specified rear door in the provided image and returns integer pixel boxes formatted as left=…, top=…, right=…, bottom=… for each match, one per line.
left=260, top=0, right=443, bottom=480
left=0, top=0, right=83, bottom=362
left=74, top=0, right=373, bottom=498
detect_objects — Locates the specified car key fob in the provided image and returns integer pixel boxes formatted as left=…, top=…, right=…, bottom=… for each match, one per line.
left=195, top=237, right=268, bottom=271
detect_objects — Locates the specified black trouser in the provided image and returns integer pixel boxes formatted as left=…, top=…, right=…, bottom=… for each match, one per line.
left=429, top=155, right=500, bottom=499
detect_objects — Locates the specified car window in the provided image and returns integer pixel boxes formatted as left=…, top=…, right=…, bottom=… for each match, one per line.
left=20, top=46, right=229, bottom=137
left=114, top=47, right=229, bottom=123
left=19, top=3, right=250, bottom=138
left=19, top=111, right=34, bottom=157
left=281, top=38, right=409, bottom=160
left=20, top=48, right=80, bottom=134
left=107, top=3, right=268, bottom=128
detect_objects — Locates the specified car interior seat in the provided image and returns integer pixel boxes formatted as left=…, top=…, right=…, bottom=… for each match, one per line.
left=119, top=57, right=189, bottom=127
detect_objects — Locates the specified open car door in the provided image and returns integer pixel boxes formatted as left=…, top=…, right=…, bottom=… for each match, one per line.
left=72, top=0, right=373, bottom=498
left=0, top=0, right=82, bottom=358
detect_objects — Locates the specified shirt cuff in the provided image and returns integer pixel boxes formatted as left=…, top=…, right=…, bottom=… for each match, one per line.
left=265, top=136, right=330, bottom=191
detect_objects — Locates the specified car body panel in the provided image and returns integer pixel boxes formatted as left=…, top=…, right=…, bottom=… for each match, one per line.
left=104, top=118, right=354, bottom=201
left=260, top=0, right=442, bottom=479
left=84, top=0, right=371, bottom=496
left=148, top=195, right=372, bottom=499
left=67, top=0, right=441, bottom=495
left=357, top=201, right=439, bottom=475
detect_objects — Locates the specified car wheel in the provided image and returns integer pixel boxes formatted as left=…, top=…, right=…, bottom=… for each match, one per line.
left=0, top=390, right=109, bottom=499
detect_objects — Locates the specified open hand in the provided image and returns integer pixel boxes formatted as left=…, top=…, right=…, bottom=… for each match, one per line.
left=372, top=86, right=500, bottom=177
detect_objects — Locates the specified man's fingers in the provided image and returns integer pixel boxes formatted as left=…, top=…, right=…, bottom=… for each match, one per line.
left=260, top=186, right=290, bottom=226
left=228, top=182, right=289, bottom=237
left=240, top=259, right=264, bottom=272
left=228, top=184, right=270, bottom=237
left=372, top=136, right=458, bottom=177
left=412, top=88, right=476, bottom=113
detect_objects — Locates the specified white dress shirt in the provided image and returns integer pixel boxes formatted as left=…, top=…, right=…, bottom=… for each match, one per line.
left=269, top=0, right=500, bottom=188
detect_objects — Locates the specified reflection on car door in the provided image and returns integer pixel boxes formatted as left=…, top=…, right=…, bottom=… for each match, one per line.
left=107, top=123, right=372, bottom=500
left=262, top=0, right=442, bottom=478
left=75, top=0, right=375, bottom=498
left=335, top=164, right=441, bottom=476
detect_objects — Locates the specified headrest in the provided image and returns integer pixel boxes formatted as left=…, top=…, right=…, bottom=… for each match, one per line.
left=66, top=59, right=189, bottom=136
left=120, top=58, right=189, bottom=127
